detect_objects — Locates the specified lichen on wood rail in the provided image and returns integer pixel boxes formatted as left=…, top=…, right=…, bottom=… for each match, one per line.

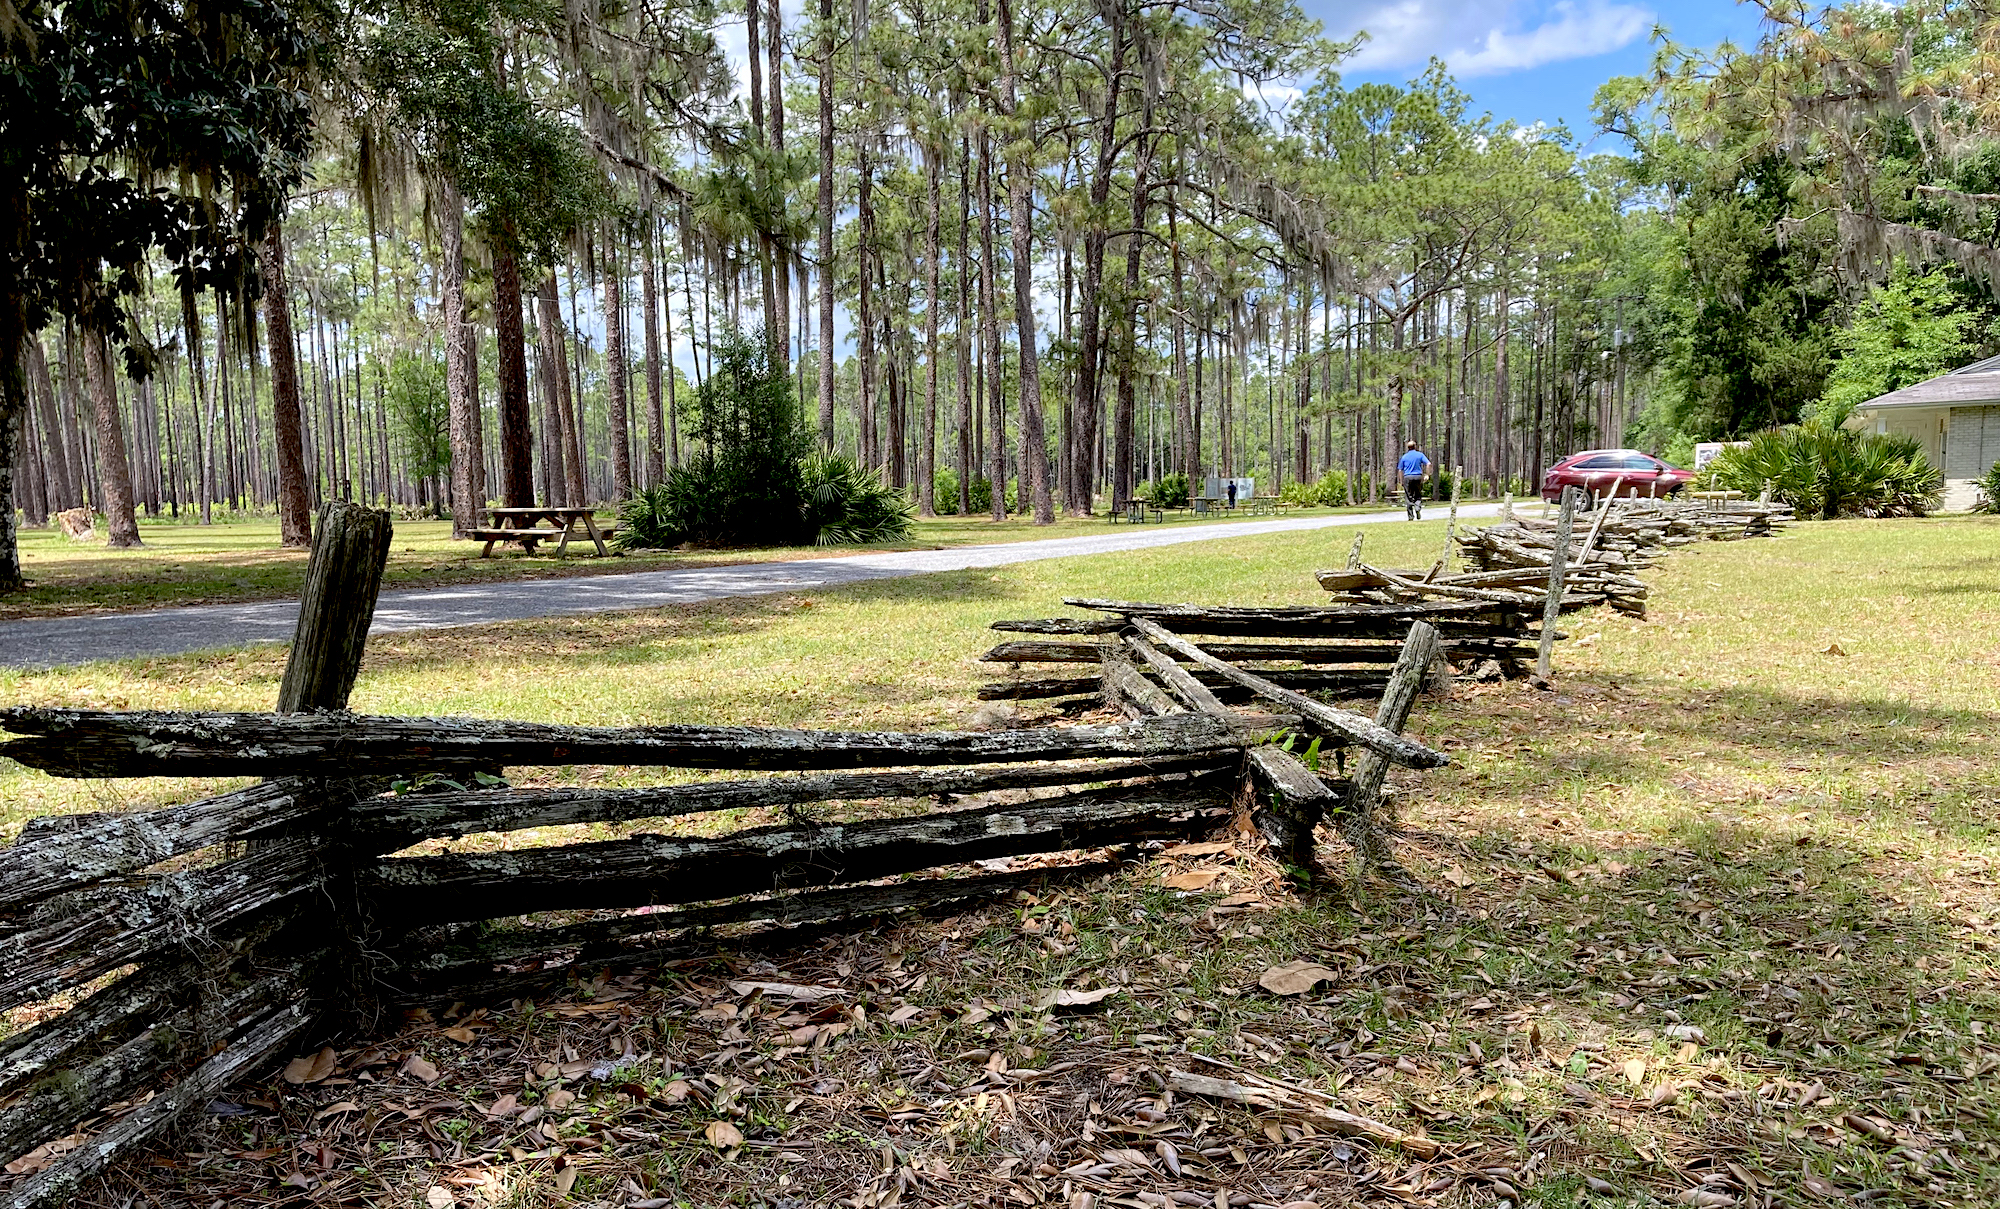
left=0, top=708, right=1263, bottom=779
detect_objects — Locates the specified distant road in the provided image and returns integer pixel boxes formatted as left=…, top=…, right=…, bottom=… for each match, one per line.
left=1, top=503, right=1504, bottom=670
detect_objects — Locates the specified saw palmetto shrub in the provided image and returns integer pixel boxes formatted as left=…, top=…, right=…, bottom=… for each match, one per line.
left=1703, top=423, right=1942, bottom=519
left=1979, top=462, right=2000, bottom=512
left=802, top=451, right=915, bottom=545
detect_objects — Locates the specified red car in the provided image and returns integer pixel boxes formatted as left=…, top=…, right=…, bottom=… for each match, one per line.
left=1540, top=449, right=1694, bottom=503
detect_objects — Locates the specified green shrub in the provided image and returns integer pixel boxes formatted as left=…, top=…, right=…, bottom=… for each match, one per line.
left=1277, top=470, right=1368, bottom=508
left=1703, top=423, right=1942, bottom=519
left=803, top=451, right=916, bottom=544
left=1277, top=480, right=1317, bottom=507
left=1141, top=472, right=1190, bottom=509
left=614, top=327, right=813, bottom=549
left=932, top=467, right=962, bottom=515
left=614, top=479, right=698, bottom=550
left=1977, top=462, right=2000, bottom=513
left=384, top=352, right=451, bottom=516
left=965, top=476, right=1017, bottom=514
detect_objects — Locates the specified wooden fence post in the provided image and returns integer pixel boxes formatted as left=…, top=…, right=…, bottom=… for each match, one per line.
left=278, top=501, right=393, bottom=713
left=1341, top=621, right=1441, bottom=863
left=1535, top=486, right=1578, bottom=681
left=1431, top=465, right=1462, bottom=578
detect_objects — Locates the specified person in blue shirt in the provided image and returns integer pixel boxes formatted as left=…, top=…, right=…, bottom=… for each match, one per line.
left=1398, top=442, right=1431, bottom=520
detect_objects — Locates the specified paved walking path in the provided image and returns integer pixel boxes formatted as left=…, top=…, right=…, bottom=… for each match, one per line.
left=1, top=504, right=1504, bottom=670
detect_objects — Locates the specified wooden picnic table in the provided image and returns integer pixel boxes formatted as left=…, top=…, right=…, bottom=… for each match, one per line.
left=1110, top=498, right=1164, bottom=524
left=469, top=506, right=612, bottom=558
left=1245, top=495, right=1279, bottom=516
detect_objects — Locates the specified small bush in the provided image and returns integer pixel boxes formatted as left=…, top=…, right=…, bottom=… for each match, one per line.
left=1977, top=461, right=2000, bottom=513
left=965, top=476, right=1018, bottom=514
left=1141, top=472, right=1190, bottom=509
left=1703, top=423, right=1942, bottom=519
left=614, top=481, right=692, bottom=550
left=932, top=467, right=962, bottom=515
left=803, top=451, right=916, bottom=545
left=1278, top=470, right=1370, bottom=508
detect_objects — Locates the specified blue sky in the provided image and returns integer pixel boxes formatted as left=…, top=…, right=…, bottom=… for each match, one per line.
left=1302, top=0, right=1769, bottom=150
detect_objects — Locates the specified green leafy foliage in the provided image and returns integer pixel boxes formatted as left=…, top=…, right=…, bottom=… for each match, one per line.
left=931, top=467, right=962, bottom=515
left=616, top=329, right=810, bottom=548
left=967, top=477, right=1018, bottom=515
left=1278, top=470, right=1355, bottom=507
left=614, top=330, right=912, bottom=548
left=351, top=0, right=606, bottom=260
left=802, top=451, right=915, bottom=545
left=1141, top=473, right=1190, bottom=509
left=1704, top=424, right=1942, bottom=519
left=384, top=352, right=451, bottom=488
left=1816, top=267, right=1978, bottom=426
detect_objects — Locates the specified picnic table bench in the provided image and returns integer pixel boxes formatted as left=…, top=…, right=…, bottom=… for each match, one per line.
left=1245, top=495, right=1279, bottom=516
left=1109, top=498, right=1164, bottom=524
left=468, top=506, right=613, bottom=558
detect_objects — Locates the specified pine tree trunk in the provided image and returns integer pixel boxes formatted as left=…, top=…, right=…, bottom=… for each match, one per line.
left=60, top=325, right=95, bottom=511
left=29, top=338, right=78, bottom=510
left=1493, top=278, right=1510, bottom=494
left=0, top=323, right=23, bottom=588
left=262, top=222, right=312, bottom=547
left=538, top=271, right=587, bottom=507
left=1112, top=123, right=1151, bottom=509
left=955, top=135, right=974, bottom=516
left=492, top=235, right=535, bottom=509
left=1068, top=25, right=1125, bottom=515
left=919, top=140, right=942, bottom=517
left=662, top=234, right=681, bottom=467
left=767, top=0, right=790, bottom=376
left=1167, top=182, right=1194, bottom=485
left=815, top=0, right=837, bottom=447
left=642, top=226, right=666, bottom=487
left=603, top=242, right=632, bottom=502
left=994, top=0, right=1052, bottom=524
left=977, top=123, right=1005, bottom=522
left=857, top=147, right=877, bottom=468
left=83, top=319, right=141, bottom=547
left=533, top=282, right=565, bottom=505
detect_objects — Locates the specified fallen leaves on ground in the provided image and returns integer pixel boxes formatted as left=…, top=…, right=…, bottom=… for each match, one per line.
left=1257, top=961, right=1340, bottom=996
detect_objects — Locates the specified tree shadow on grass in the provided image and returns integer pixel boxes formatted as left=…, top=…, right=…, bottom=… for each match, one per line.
left=1349, top=667, right=2000, bottom=1196
left=1361, top=809, right=2000, bottom=1201
left=1434, top=674, right=1999, bottom=791
left=357, top=568, right=1029, bottom=679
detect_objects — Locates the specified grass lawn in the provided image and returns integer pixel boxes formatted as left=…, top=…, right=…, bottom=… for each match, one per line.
left=1, top=499, right=1405, bottom=621
left=7, top=514, right=2000, bottom=1207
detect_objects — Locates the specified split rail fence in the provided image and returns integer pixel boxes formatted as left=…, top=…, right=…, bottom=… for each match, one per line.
left=0, top=504, right=1452, bottom=1207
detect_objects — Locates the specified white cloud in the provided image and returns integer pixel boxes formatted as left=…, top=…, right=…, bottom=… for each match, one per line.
left=1328, top=0, right=1653, bottom=78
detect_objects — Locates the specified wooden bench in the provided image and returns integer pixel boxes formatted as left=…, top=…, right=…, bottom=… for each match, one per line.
left=1110, top=498, right=1163, bottom=524
left=468, top=527, right=550, bottom=557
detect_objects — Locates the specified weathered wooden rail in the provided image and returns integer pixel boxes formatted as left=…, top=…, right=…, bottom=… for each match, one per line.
left=980, top=597, right=1534, bottom=702
left=1310, top=495, right=1795, bottom=621
left=0, top=504, right=1453, bottom=1206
